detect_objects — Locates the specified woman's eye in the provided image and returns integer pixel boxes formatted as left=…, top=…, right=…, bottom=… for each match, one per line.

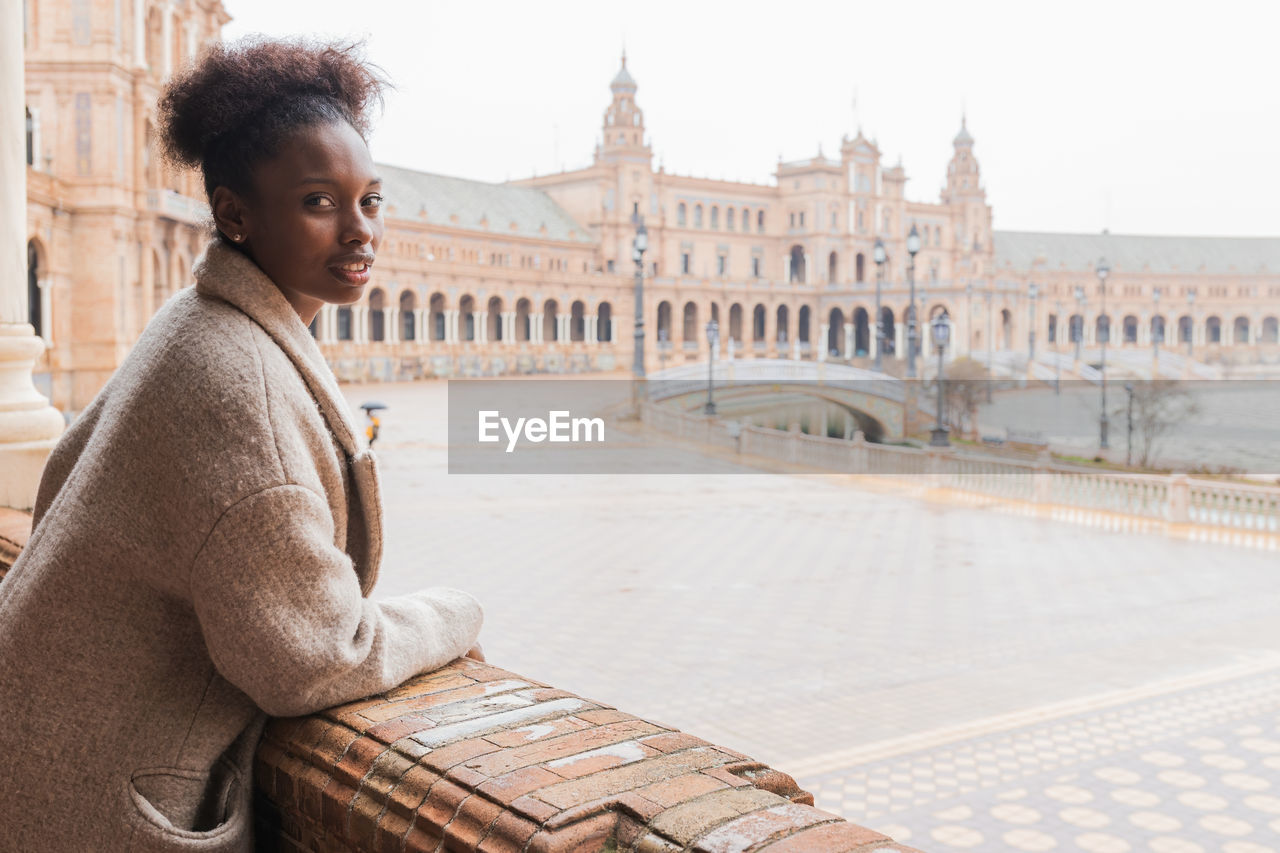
left=363, top=195, right=384, bottom=209
left=305, top=195, right=336, bottom=208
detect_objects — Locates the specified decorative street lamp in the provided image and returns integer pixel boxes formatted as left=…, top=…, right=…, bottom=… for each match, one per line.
left=873, top=238, right=887, bottom=372
left=906, top=224, right=921, bottom=378
left=1054, top=299, right=1063, bottom=395
left=1097, top=256, right=1111, bottom=450
left=930, top=311, right=952, bottom=447
left=704, top=319, right=719, bottom=415
left=1073, top=285, right=1086, bottom=362
left=632, top=216, right=648, bottom=380
left=1152, top=286, right=1163, bottom=367
left=1186, top=289, right=1196, bottom=357
left=1028, top=282, right=1038, bottom=363
left=1124, top=382, right=1136, bottom=467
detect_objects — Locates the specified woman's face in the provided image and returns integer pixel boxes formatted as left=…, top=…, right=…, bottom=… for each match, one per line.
left=215, top=120, right=384, bottom=325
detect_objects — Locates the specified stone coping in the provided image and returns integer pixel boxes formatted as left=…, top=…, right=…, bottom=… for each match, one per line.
left=0, top=508, right=918, bottom=852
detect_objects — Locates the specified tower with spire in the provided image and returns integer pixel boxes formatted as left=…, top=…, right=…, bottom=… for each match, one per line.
left=596, top=52, right=651, bottom=165
left=942, top=116, right=992, bottom=255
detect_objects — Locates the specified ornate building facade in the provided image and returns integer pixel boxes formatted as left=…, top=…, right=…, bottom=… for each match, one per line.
left=24, top=2, right=1280, bottom=414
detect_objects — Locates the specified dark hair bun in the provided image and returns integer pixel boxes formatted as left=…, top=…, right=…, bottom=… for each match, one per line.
left=157, top=38, right=389, bottom=196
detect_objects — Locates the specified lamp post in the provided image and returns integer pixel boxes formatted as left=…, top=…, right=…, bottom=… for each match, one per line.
left=985, top=287, right=993, bottom=402
left=1124, top=382, right=1135, bottom=467
left=1097, top=256, right=1110, bottom=450
left=930, top=311, right=952, bottom=447
left=1073, top=285, right=1085, bottom=362
left=906, top=224, right=921, bottom=378
left=1186, top=289, right=1196, bottom=358
left=1152, top=286, right=1162, bottom=368
left=1054, top=299, right=1063, bottom=395
left=1028, top=282, right=1038, bottom=363
left=632, top=216, right=648, bottom=379
left=873, top=238, right=886, bottom=372
left=704, top=319, right=719, bottom=415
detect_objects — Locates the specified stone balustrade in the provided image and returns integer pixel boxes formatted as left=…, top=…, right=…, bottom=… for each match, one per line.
left=642, top=402, right=1280, bottom=534
left=0, top=508, right=918, bottom=853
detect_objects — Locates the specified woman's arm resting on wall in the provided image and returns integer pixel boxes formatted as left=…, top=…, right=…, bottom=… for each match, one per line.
left=190, top=484, right=483, bottom=717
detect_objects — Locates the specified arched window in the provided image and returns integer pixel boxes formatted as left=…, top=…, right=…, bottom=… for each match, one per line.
left=798, top=305, right=811, bottom=343
left=788, top=246, right=805, bottom=284
left=1234, top=316, right=1250, bottom=345
left=828, top=251, right=838, bottom=283
left=1122, top=314, right=1138, bottom=344
left=694, top=205, right=703, bottom=228
left=729, top=303, right=743, bottom=341
left=429, top=292, right=446, bottom=341
left=516, top=298, right=531, bottom=342
left=489, top=296, right=504, bottom=342
left=400, top=291, right=416, bottom=340
left=710, top=206, right=719, bottom=230
left=570, top=300, right=586, bottom=342
left=337, top=307, right=353, bottom=341
left=1096, top=314, right=1111, bottom=344
left=742, top=208, right=750, bottom=233
left=682, top=301, right=698, bottom=344
left=1206, top=316, right=1222, bottom=343
left=776, top=305, right=789, bottom=344
left=1178, top=315, right=1193, bottom=344
left=543, top=299, right=559, bottom=342
left=752, top=304, right=766, bottom=341
left=677, top=202, right=686, bottom=227
left=368, top=288, right=386, bottom=342
left=726, top=208, right=735, bottom=230
left=598, top=302, right=612, bottom=342
left=656, top=301, right=672, bottom=344
left=757, top=210, right=765, bottom=233
left=459, top=295, right=476, bottom=342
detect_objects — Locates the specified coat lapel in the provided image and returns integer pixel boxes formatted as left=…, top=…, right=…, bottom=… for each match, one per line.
left=192, top=240, right=382, bottom=594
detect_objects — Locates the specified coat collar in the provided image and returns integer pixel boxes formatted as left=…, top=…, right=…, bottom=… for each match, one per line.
left=192, top=240, right=366, bottom=458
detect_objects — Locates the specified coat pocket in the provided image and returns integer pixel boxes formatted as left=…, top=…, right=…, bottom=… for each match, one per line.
left=126, top=760, right=249, bottom=852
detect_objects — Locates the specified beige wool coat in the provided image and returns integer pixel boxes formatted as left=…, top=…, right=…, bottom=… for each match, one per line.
left=0, top=241, right=483, bottom=852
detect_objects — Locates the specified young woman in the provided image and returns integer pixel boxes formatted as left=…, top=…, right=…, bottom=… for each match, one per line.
left=0, top=39, right=483, bottom=852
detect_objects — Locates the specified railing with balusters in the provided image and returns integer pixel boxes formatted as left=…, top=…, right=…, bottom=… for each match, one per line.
left=640, top=403, right=1280, bottom=532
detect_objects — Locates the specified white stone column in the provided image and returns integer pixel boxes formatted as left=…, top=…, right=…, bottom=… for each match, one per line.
left=161, top=4, right=173, bottom=78
left=895, top=322, right=905, bottom=356
left=843, top=323, right=854, bottom=359
left=1, top=2, right=64, bottom=509
left=413, top=308, right=425, bottom=344
left=818, top=323, right=829, bottom=361
left=559, top=315, right=570, bottom=343
left=447, top=309, right=459, bottom=344
left=784, top=256, right=792, bottom=283
left=386, top=308, right=399, bottom=344
left=804, top=252, right=813, bottom=285
left=588, top=315, right=598, bottom=345
left=476, top=310, right=488, bottom=344
left=531, top=313, right=543, bottom=344
left=133, top=0, right=146, bottom=67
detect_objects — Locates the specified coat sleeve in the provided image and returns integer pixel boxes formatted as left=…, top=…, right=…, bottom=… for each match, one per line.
left=189, top=483, right=483, bottom=717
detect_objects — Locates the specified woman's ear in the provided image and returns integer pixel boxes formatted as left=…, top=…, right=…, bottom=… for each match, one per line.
left=211, top=186, right=250, bottom=245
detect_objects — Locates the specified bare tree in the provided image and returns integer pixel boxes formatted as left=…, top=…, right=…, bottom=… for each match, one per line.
left=1121, top=380, right=1201, bottom=467
left=940, top=358, right=990, bottom=441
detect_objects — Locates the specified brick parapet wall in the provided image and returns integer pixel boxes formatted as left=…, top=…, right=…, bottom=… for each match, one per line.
left=0, top=508, right=918, bottom=853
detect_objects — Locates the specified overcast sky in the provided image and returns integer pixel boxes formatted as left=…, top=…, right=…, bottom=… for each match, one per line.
left=222, top=0, right=1280, bottom=237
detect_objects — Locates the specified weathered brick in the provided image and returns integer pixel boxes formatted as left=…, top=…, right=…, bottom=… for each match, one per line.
left=634, top=772, right=729, bottom=808
left=332, top=735, right=387, bottom=788
left=509, top=794, right=560, bottom=823
left=443, top=794, right=505, bottom=850
left=644, top=787, right=782, bottom=847
left=385, top=764, right=440, bottom=820
left=639, top=732, right=711, bottom=754
left=477, top=810, right=541, bottom=853
left=320, top=779, right=358, bottom=837
left=477, top=764, right=563, bottom=803
left=483, top=714, right=596, bottom=749
left=384, top=669, right=477, bottom=701
left=575, top=708, right=638, bottom=726
left=750, top=819, right=891, bottom=852
left=534, top=747, right=732, bottom=810
left=358, top=679, right=534, bottom=723
left=692, top=803, right=840, bottom=853
left=525, top=811, right=619, bottom=853
left=419, top=735, right=502, bottom=775
left=310, top=723, right=362, bottom=770
left=411, top=697, right=592, bottom=749
left=466, top=720, right=663, bottom=778
left=367, top=715, right=436, bottom=743
left=415, top=777, right=470, bottom=835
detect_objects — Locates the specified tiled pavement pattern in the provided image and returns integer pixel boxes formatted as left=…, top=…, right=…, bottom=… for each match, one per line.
left=345, top=381, right=1280, bottom=850
left=807, top=668, right=1280, bottom=851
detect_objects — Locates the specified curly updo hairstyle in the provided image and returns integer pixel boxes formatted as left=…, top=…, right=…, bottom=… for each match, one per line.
left=158, top=38, right=389, bottom=207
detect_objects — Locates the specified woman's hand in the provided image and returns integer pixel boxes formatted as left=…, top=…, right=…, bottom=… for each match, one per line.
left=465, top=642, right=485, bottom=662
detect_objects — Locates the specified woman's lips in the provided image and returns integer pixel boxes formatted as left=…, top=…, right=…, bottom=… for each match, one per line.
left=329, top=263, right=371, bottom=285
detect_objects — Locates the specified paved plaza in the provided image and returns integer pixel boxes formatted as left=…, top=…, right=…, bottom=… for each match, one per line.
left=343, top=380, right=1280, bottom=852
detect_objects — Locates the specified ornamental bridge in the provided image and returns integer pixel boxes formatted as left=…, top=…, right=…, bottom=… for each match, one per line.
left=648, top=359, right=911, bottom=442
